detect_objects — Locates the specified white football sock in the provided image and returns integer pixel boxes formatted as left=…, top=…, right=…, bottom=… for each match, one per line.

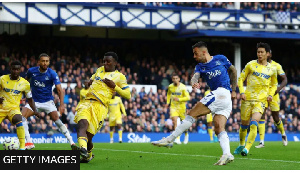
left=218, top=131, right=231, bottom=155
left=260, top=140, right=264, bottom=145
left=55, top=119, right=74, bottom=145
left=22, top=116, right=32, bottom=143
left=167, top=115, right=195, bottom=142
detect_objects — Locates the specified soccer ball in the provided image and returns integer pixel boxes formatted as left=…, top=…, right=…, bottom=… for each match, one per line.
left=3, top=137, right=20, bottom=150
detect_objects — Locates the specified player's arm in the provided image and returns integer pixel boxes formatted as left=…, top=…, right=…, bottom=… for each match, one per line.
left=120, top=100, right=127, bottom=116
left=24, top=68, right=32, bottom=81
left=275, top=64, right=288, bottom=95
left=178, top=87, right=190, bottom=102
left=191, top=72, right=200, bottom=89
left=56, top=84, right=65, bottom=115
left=276, top=74, right=288, bottom=95
left=238, top=63, right=250, bottom=100
left=103, top=76, right=131, bottom=100
left=166, top=87, right=171, bottom=105
left=228, top=65, right=237, bottom=99
left=24, top=83, right=40, bottom=117
left=268, top=72, right=277, bottom=102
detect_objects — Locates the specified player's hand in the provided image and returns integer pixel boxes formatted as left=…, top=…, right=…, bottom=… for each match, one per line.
left=267, top=95, right=273, bottom=102
left=275, top=87, right=280, bottom=95
left=192, top=83, right=200, bottom=89
left=33, top=111, right=41, bottom=118
left=103, top=78, right=116, bottom=89
left=173, top=97, right=179, bottom=101
left=231, top=91, right=236, bottom=100
left=241, top=93, right=246, bottom=100
left=0, top=97, right=4, bottom=104
left=59, top=104, right=65, bottom=115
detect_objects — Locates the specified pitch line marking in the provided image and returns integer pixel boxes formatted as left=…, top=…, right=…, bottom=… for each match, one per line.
left=98, top=148, right=300, bottom=164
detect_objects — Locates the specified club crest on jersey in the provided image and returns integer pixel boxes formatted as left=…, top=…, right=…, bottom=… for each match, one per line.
left=33, top=74, right=36, bottom=76
left=45, top=76, right=49, bottom=80
left=216, top=61, right=221, bottom=66
left=202, top=67, right=206, bottom=71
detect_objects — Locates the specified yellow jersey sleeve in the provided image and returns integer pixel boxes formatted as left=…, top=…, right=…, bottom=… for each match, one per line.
left=204, top=90, right=211, bottom=96
left=166, top=84, right=172, bottom=105
left=119, top=97, right=126, bottom=116
left=238, top=62, right=251, bottom=94
left=178, top=84, right=190, bottom=102
left=114, top=73, right=130, bottom=100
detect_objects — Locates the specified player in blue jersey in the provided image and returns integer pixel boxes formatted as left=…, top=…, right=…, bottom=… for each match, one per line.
left=152, top=41, right=237, bottom=165
left=21, top=53, right=75, bottom=150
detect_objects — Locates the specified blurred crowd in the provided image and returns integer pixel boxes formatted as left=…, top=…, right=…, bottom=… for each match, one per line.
left=0, top=34, right=300, bottom=135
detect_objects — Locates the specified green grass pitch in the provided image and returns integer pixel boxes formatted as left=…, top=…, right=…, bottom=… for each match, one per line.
left=17, top=142, right=300, bottom=170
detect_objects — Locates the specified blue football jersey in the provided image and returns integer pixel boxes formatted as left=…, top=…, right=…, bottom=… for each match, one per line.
left=194, top=55, right=232, bottom=91
left=26, top=67, right=61, bottom=103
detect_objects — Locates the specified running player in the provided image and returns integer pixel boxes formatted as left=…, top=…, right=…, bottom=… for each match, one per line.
left=21, top=53, right=75, bottom=150
left=255, top=50, right=288, bottom=148
left=152, top=41, right=237, bottom=165
left=108, top=92, right=127, bottom=143
left=0, top=61, right=40, bottom=150
left=234, top=43, right=277, bottom=156
left=74, top=52, right=130, bottom=163
left=167, top=74, right=190, bottom=144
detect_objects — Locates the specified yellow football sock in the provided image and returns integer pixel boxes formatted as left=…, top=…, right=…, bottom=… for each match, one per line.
left=258, top=120, right=265, bottom=143
left=16, top=122, right=25, bottom=150
left=239, top=125, right=248, bottom=146
left=275, top=120, right=286, bottom=136
left=78, top=137, right=88, bottom=149
left=118, top=130, right=122, bottom=141
left=176, top=136, right=180, bottom=140
left=110, top=131, right=114, bottom=139
left=208, top=127, right=213, bottom=141
left=245, top=121, right=258, bottom=151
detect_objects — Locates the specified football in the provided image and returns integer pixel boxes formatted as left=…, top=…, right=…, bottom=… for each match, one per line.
left=3, top=137, right=20, bottom=150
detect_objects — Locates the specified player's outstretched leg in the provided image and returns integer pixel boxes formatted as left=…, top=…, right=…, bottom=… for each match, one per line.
left=22, top=116, right=35, bottom=150
left=50, top=111, right=76, bottom=147
left=109, top=126, right=114, bottom=143
left=12, top=114, right=26, bottom=150
left=242, top=120, right=259, bottom=156
left=151, top=115, right=196, bottom=148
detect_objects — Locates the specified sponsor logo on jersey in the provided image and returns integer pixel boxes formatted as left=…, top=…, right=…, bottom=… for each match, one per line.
left=206, top=70, right=222, bottom=79
left=34, top=80, right=46, bottom=87
left=252, top=72, right=270, bottom=79
left=3, top=88, right=21, bottom=94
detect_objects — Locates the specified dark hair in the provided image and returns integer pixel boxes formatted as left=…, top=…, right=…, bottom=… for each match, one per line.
left=10, top=60, right=22, bottom=67
left=256, top=42, right=271, bottom=53
left=172, top=73, right=180, bottom=78
left=39, top=53, right=50, bottom=60
left=104, top=52, right=118, bottom=62
left=192, top=41, right=207, bottom=49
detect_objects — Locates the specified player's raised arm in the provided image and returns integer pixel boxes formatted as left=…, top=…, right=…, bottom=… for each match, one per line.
left=103, top=75, right=131, bottom=100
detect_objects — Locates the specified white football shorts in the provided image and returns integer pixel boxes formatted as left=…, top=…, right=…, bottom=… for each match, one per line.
left=200, top=87, right=232, bottom=119
left=25, top=100, right=58, bottom=114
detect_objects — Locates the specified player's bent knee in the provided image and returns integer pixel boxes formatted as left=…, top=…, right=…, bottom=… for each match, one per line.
left=12, top=114, right=22, bottom=124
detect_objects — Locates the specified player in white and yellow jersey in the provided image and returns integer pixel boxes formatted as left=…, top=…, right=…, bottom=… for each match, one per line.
left=204, top=89, right=218, bottom=143
left=234, top=43, right=277, bottom=156
left=255, top=50, right=288, bottom=148
left=108, top=92, right=126, bottom=143
left=79, top=80, right=90, bottom=102
left=0, top=61, right=40, bottom=150
left=167, top=74, right=190, bottom=144
left=74, top=52, right=131, bottom=163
